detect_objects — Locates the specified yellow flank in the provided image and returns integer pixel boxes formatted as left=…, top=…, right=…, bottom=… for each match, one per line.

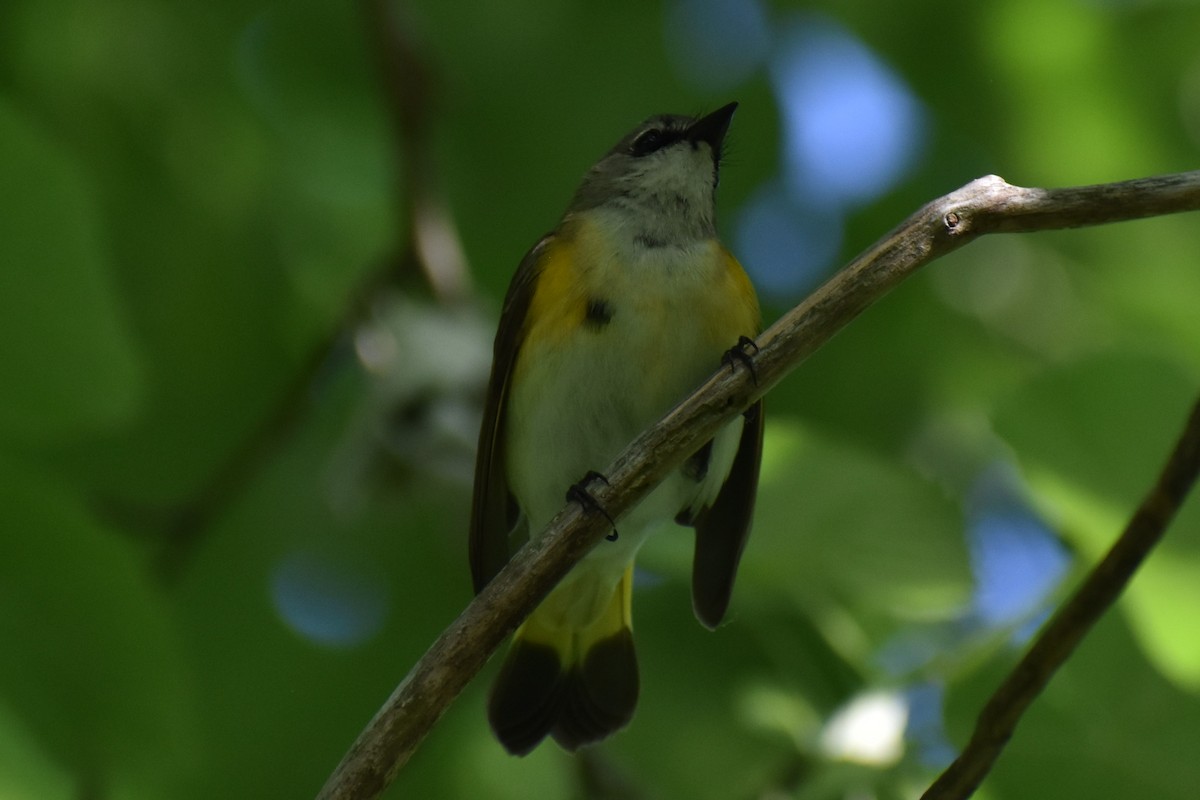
left=711, top=244, right=762, bottom=339
left=517, top=565, right=634, bottom=666
left=520, top=237, right=587, bottom=354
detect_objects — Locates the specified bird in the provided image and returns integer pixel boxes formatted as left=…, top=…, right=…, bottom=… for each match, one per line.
left=469, top=101, right=763, bottom=755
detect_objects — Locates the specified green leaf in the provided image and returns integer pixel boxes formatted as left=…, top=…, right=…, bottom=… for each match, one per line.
left=0, top=457, right=195, bottom=794
left=0, top=99, right=143, bottom=443
left=0, top=703, right=73, bottom=800
left=994, top=351, right=1195, bottom=509
left=237, top=4, right=395, bottom=313
left=743, top=421, right=971, bottom=619
left=995, top=351, right=1200, bottom=688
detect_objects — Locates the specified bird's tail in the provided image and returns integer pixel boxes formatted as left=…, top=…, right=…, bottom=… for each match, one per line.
left=487, top=565, right=639, bottom=755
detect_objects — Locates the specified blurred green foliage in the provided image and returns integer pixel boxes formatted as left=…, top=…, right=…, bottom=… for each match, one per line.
left=1, top=0, right=1199, bottom=798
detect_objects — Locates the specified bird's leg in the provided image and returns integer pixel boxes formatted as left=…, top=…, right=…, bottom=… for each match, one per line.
left=722, top=335, right=759, bottom=385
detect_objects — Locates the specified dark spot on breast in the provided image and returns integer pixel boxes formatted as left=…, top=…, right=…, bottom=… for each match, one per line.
left=634, top=233, right=666, bottom=249
left=585, top=297, right=614, bottom=328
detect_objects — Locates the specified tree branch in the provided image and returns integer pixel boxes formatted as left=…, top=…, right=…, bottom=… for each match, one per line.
left=922, top=394, right=1200, bottom=800
left=365, top=0, right=472, bottom=303
left=315, top=170, right=1200, bottom=800
left=921, top=393, right=1200, bottom=800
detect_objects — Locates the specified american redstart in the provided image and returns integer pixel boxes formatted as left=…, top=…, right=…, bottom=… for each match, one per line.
left=470, top=101, right=763, bottom=755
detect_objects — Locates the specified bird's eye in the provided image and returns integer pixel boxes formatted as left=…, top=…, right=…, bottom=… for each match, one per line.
left=630, top=128, right=666, bottom=157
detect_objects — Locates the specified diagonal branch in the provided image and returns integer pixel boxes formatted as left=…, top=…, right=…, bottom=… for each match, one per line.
left=315, top=170, right=1200, bottom=800
left=364, top=0, right=472, bottom=303
left=922, top=394, right=1200, bottom=800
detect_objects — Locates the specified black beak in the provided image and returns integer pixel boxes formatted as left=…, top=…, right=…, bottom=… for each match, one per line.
left=686, top=101, right=738, bottom=152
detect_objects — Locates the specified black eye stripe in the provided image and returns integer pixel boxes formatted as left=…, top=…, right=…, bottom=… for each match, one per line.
left=630, top=128, right=668, bottom=157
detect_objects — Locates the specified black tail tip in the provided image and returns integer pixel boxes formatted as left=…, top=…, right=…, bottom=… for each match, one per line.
left=552, top=629, right=639, bottom=751
left=488, top=630, right=640, bottom=756
left=488, top=640, right=563, bottom=756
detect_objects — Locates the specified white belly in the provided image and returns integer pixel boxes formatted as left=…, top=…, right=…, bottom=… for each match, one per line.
left=505, top=245, right=745, bottom=561
left=507, top=308, right=715, bottom=530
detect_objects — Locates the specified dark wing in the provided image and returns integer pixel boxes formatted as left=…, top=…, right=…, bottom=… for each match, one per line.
left=689, top=399, right=764, bottom=629
left=469, top=235, right=554, bottom=594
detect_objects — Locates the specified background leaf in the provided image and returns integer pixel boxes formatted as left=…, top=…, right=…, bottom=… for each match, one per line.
left=0, top=100, right=142, bottom=443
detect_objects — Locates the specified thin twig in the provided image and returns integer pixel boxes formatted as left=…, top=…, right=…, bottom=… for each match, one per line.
left=365, top=0, right=471, bottom=303
left=99, top=252, right=399, bottom=579
left=100, top=0, right=462, bottom=575
left=315, top=170, right=1200, bottom=800
left=921, top=395, right=1200, bottom=800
